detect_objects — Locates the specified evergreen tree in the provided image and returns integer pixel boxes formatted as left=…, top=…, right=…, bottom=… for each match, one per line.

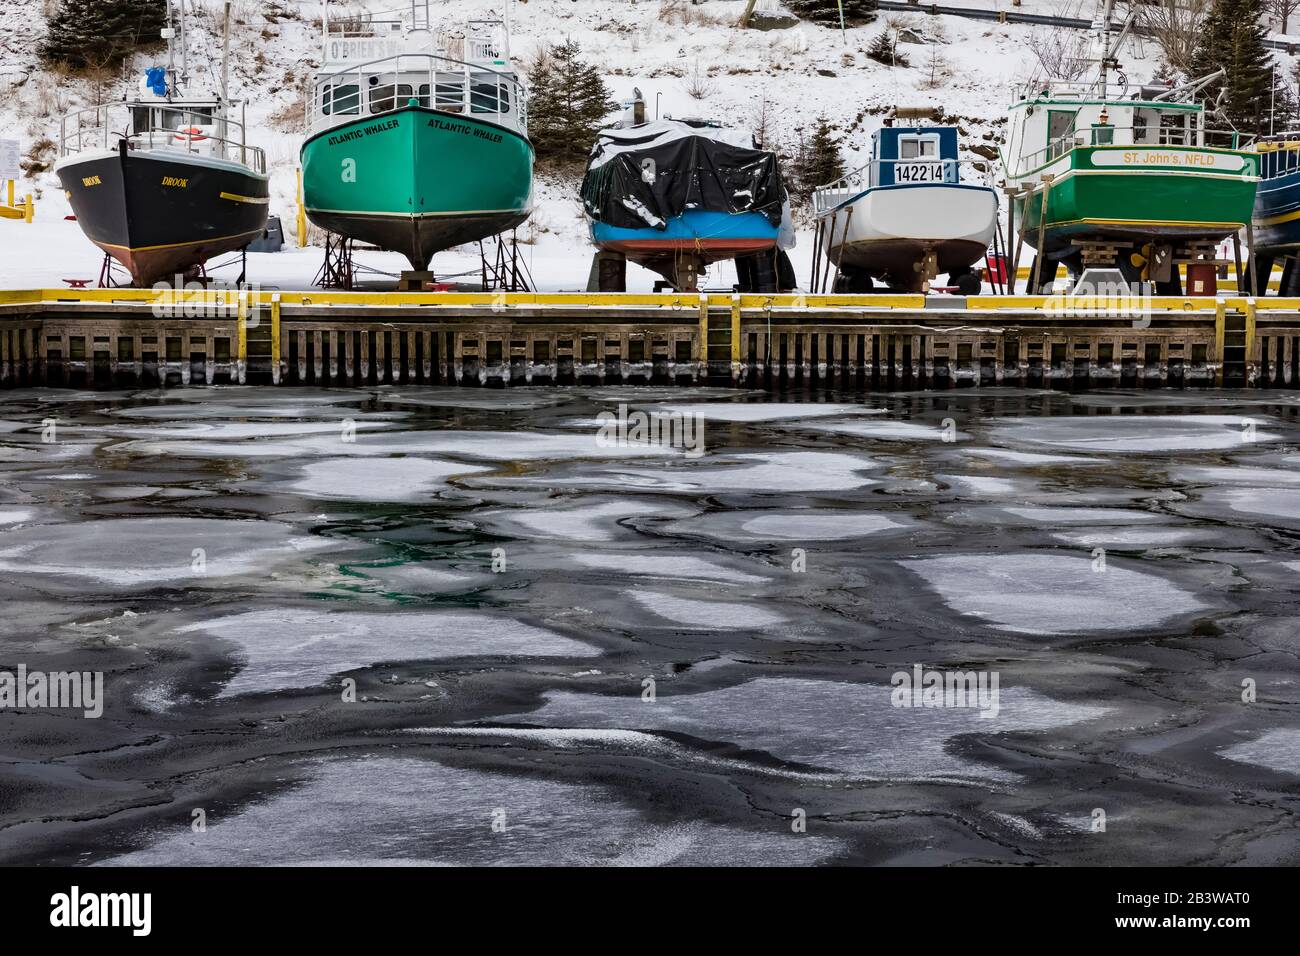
left=526, top=39, right=618, bottom=168
left=40, top=0, right=166, bottom=70
left=792, top=116, right=846, bottom=200
left=866, top=29, right=908, bottom=67
left=1191, top=0, right=1278, bottom=136
left=786, top=0, right=878, bottom=28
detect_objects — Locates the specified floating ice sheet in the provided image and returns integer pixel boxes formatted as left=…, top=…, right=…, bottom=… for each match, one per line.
left=178, top=608, right=600, bottom=697
left=1051, top=527, right=1214, bottom=548
left=627, top=589, right=786, bottom=629
left=113, top=429, right=682, bottom=462
left=479, top=497, right=698, bottom=541
left=0, top=518, right=333, bottom=587
left=801, top=419, right=964, bottom=442
left=900, top=553, right=1209, bottom=635
left=632, top=402, right=886, bottom=422
left=738, top=511, right=907, bottom=540
left=1186, top=487, right=1300, bottom=529
left=101, top=756, right=846, bottom=865
left=987, top=415, right=1282, bottom=453
left=569, top=552, right=768, bottom=585
left=1001, top=506, right=1165, bottom=524
left=1217, top=728, right=1300, bottom=777
left=504, top=677, right=1111, bottom=781
left=1171, top=465, right=1300, bottom=488
left=291, top=457, right=492, bottom=501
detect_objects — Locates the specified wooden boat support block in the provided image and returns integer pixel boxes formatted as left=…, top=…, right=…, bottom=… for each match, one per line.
left=1, top=295, right=1300, bottom=390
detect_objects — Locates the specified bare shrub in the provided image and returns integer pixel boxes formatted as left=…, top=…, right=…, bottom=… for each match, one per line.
left=1134, top=0, right=1211, bottom=75
left=683, top=60, right=718, bottom=100
left=1026, top=25, right=1093, bottom=82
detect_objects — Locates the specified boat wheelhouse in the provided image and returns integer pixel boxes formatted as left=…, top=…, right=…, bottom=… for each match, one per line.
left=54, top=10, right=268, bottom=287
left=812, top=125, right=998, bottom=293
left=301, top=1, right=534, bottom=275
left=1001, top=78, right=1258, bottom=292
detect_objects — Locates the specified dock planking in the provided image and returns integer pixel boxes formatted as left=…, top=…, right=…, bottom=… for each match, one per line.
left=1, top=290, right=1298, bottom=390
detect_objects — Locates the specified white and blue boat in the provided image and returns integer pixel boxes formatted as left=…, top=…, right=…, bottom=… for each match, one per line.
left=812, top=125, right=998, bottom=293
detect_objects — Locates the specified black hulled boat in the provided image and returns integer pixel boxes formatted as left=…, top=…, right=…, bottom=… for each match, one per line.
left=54, top=8, right=268, bottom=286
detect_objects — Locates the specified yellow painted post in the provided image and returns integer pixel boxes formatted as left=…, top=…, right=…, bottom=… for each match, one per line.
left=1244, top=298, right=1257, bottom=382
left=730, top=293, right=742, bottom=382
left=237, top=293, right=248, bottom=385
left=1213, top=297, right=1226, bottom=388
left=270, top=292, right=282, bottom=384
left=296, top=169, right=308, bottom=248
left=697, top=293, right=709, bottom=376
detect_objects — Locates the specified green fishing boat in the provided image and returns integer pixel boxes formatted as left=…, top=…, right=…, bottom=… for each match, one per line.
left=301, top=2, right=533, bottom=272
left=1001, top=2, right=1258, bottom=292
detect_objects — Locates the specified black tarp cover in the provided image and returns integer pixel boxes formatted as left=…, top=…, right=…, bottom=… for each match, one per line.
left=581, top=123, right=787, bottom=231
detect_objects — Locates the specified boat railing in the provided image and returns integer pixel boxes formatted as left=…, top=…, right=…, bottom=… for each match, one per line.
left=57, top=103, right=266, bottom=174
left=812, top=158, right=992, bottom=216
left=307, top=51, right=527, bottom=137
left=1014, top=124, right=1251, bottom=175
left=1257, top=137, right=1300, bottom=180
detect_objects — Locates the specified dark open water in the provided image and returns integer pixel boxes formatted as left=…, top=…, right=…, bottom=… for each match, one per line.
left=0, top=385, right=1297, bottom=865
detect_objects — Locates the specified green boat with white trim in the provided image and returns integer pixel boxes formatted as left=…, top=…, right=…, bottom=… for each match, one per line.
left=301, top=2, right=533, bottom=272
left=1001, top=5, right=1257, bottom=291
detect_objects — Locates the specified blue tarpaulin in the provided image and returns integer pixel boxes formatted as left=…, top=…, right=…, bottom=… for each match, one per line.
left=145, top=68, right=167, bottom=97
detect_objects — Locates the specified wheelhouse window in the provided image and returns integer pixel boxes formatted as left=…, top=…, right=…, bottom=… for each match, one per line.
left=434, top=79, right=466, bottom=113
left=369, top=83, right=414, bottom=114
left=899, top=135, right=938, bottom=159
left=322, top=84, right=360, bottom=115
left=1091, top=124, right=1114, bottom=146
left=1047, top=110, right=1077, bottom=160
left=470, top=77, right=508, bottom=114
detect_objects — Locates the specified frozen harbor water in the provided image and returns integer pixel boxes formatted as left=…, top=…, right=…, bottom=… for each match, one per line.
left=0, top=385, right=1298, bottom=866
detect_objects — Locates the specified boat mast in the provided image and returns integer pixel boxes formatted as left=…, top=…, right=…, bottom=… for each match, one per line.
left=178, top=0, right=189, bottom=87
left=1098, top=0, right=1111, bottom=98
left=503, top=0, right=513, bottom=60
left=164, top=0, right=176, bottom=82
left=220, top=1, right=231, bottom=139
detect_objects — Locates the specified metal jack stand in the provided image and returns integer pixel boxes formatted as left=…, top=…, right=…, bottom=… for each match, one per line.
left=314, top=232, right=355, bottom=290
left=479, top=229, right=533, bottom=292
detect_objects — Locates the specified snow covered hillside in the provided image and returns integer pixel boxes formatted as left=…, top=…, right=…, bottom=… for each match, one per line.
left=0, top=0, right=1287, bottom=290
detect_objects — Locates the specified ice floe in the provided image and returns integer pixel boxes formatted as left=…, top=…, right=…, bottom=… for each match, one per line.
left=101, top=756, right=845, bottom=865
left=1217, top=729, right=1300, bottom=777
left=0, top=518, right=333, bottom=587
left=505, top=677, right=1111, bottom=781
left=291, top=457, right=492, bottom=501
left=901, top=553, right=1209, bottom=635
left=627, top=590, right=785, bottom=629
left=987, top=415, right=1282, bottom=453
left=178, top=608, right=600, bottom=697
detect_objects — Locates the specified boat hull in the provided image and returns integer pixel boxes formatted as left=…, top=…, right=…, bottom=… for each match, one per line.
left=1010, top=145, right=1258, bottom=258
left=590, top=209, right=779, bottom=279
left=56, top=147, right=269, bottom=287
left=1253, top=167, right=1300, bottom=254
left=820, top=183, right=997, bottom=290
left=301, top=105, right=534, bottom=270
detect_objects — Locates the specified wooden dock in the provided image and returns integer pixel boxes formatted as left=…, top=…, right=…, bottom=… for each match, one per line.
left=1, top=289, right=1298, bottom=389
